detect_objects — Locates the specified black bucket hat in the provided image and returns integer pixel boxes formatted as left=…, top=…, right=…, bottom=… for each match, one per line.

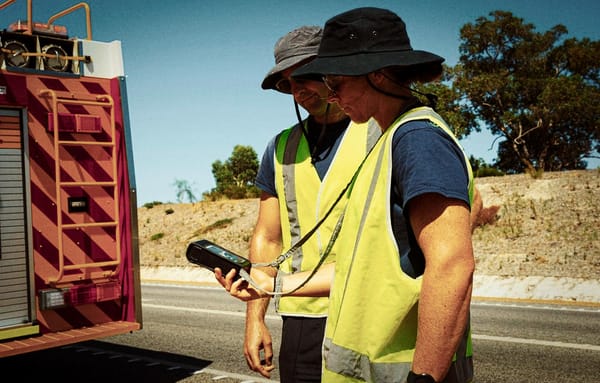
left=292, top=7, right=444, bottom=78
left=261, top=26, right=322, bottom=92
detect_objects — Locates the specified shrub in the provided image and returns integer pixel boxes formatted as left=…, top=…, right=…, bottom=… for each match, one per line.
left=143, top=201, right=163, bottom=209
left=475, top=166, right=504, bottom=178
left=150, top=232, right=165, bottom=241
left=205, top=218, right=233, bottom=230
left=474, top=205, right=500, bottom=228
left=191, top=218, right=234, bottom=238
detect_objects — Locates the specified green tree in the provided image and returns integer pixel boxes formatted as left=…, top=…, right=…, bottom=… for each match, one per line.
left=468, top=155, right=504, bottom=178
left=210, top=145, right=260, bottom=199
left=172, top=179, right=197, bottom=203
left=451, top=10, right=600, bottom=174
left=417, top=65, right=479, bottom=139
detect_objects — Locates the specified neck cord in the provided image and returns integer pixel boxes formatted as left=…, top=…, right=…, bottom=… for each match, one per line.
left=294, top=99, right=308, bottom=138
left=367, top=74, right=438, bottom=109
left=247, top=124, right=384, bottom=295
left=309, top=103, right=330, bottom=164
left=294, top=100, right=337, bottom=164
left=241, top=207, right=346, bottom=296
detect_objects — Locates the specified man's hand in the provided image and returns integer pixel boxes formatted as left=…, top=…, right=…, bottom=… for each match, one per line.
left=215, top=266, right=277, bottom=377
left=244, top=315, right=275, bottom=378
left=214, top=267, right=273, bottom=301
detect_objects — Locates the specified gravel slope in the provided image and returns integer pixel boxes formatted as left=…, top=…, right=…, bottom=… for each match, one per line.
left=138, top=170, right=600, bottom=303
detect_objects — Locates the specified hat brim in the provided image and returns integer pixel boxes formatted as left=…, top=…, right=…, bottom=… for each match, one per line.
left=292, top=50, right=444, bottom=78
left=261, top=53, right=317, bottom=91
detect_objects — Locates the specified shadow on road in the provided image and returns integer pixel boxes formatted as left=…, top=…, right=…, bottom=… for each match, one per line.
left=0, top=340, right=212, bottom=382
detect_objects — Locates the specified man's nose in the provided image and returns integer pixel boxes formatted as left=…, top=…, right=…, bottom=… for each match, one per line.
left=326, top=91, right=339, bottom=103
left=293, top=84, right=311, bottom=98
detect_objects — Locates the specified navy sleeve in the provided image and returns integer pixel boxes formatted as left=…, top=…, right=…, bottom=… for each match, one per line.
left=255, top=135, right=277, bottom=196
left=392, top=120, right=470, bottom=209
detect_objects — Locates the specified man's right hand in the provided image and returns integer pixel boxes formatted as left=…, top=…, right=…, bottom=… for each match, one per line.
left=245, top=311, right=275, bottom=378
left=214, top=267, right=273, bottom=301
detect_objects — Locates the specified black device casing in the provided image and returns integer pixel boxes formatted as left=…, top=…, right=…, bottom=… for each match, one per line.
left=186, top=239, right=251, bottom=280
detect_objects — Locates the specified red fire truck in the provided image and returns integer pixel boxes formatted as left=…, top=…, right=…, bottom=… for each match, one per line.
left=0, top=0, right=142, bottom=357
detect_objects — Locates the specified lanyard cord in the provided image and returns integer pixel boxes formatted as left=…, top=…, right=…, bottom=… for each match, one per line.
left=251, top=170, right=350, bottom=269
left=295, top=100, right=337, bottom=165
left=241, top=208, right=345, bottom=296
left=245, top=124, right=383, bottom=295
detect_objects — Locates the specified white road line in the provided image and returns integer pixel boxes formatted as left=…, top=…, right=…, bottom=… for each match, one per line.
left=473, top=334, right=600, bottom=351
left=144, top=302, right=600, bottom=352
left=143, top=302, right=281, bottom=321
left=472, top=301, right=600, bottom=313
left=197, top=367, right=276, bottom=382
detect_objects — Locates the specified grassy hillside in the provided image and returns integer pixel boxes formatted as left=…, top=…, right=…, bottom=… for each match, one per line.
left=138, top=169, right=599, bottom=279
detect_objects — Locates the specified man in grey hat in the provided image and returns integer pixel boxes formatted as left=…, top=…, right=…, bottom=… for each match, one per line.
left=245, top=26, right=380, bottom=381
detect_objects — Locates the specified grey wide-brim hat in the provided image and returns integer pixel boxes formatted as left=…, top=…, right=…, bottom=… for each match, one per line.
left=293, top=7, right=444, bottom=78
left=261, top=26, right=322, bottom=92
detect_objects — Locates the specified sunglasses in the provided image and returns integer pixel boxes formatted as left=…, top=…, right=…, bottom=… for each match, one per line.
left=322, top=75, right=344, bottom=96
left=275, top=78, right=292, bottom=93
left=275, top=77, right=311, bottom=94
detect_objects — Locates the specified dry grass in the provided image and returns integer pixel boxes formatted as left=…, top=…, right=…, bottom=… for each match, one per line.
left=138, top=169, right=600, bottom=280
left=471, top=169, right=599, bottom=279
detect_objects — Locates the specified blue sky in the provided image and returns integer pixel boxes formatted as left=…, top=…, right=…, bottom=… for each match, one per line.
left=2, top=0, right=598, bottom=205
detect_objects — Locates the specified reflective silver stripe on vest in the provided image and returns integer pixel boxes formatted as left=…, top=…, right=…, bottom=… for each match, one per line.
left=280, top=126, right=304, bottom=272
left=366, top=118, right=381, bottom=154
left=324, top=337, right=473, bottom=383
left=324, top=338, right=411, bottom=382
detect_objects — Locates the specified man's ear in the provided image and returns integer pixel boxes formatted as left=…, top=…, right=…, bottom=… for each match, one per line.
left=369, top=71, right=387, bottom=86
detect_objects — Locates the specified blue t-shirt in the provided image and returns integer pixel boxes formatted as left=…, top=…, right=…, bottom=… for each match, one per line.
left=391, top=120, right=470, bottom=208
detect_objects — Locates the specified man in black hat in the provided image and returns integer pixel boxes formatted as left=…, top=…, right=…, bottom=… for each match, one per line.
left=291, top=7, right=475, bottom=383
left=246, top=25, right=380, bottom=381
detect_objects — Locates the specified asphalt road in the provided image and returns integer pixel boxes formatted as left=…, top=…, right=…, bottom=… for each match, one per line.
left=1, top=283, right=599, bottom=382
